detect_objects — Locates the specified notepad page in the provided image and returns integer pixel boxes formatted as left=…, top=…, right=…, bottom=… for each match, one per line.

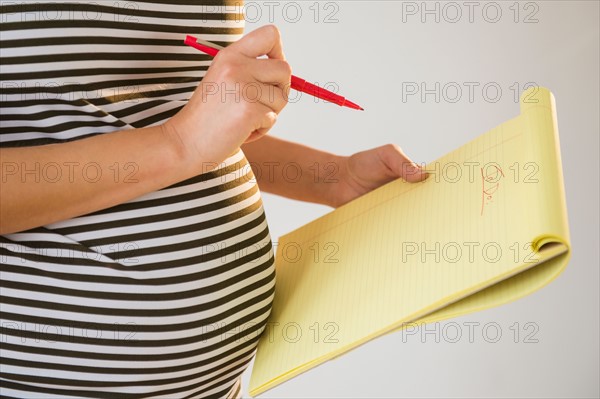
left=411, top=87, right=571, bottom=327
left=249, top=87, right=570, bottom=396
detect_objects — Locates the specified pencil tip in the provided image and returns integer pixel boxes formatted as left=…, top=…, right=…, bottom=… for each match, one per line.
left=359, top=107, right=365, bottom=111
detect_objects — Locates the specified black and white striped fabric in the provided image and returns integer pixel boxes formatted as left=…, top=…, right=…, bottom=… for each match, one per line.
left=0, top=1, right=276, bottom=398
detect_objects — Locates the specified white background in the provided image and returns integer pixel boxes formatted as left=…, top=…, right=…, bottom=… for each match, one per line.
left=241, top=1, right=599, bottom=397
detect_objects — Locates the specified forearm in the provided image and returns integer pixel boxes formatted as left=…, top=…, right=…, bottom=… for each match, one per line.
left=242, top=135, right=344, bottom=206
left=0, top=124, right=196, bottom=235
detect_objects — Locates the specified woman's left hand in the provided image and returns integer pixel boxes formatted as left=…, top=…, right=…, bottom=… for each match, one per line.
left=329, top=144, right=429, bottom=207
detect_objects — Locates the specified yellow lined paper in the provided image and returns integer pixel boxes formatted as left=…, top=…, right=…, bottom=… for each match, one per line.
left=249, top=87, right=570, bottom=396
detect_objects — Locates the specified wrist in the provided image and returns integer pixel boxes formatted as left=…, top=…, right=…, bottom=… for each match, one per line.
left=321, top=154, right=349, bottom=208
left=159, top=119, right=201, bottom=177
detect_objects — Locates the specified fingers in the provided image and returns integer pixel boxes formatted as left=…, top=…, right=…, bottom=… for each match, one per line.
left=210, top=27, right=291, bottom=112
left=249, top=82, right=289, bottom=113
left=197, top=70, right=288, bottom=113
left=230, top=25, right=285, bottom=60
left=377, top=144, right=428, bottom=183
left=245, top=106, right=278, bottom=143
left=247, top=58, right=291, bottom=111
left=250, top=58, right=292, bottom=90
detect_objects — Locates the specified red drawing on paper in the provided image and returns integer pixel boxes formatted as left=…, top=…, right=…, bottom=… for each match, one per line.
left=481, top=165, right=505, bottom=215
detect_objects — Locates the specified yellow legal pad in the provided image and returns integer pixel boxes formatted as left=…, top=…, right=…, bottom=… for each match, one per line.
left=249, top=87, right=570, bottom=396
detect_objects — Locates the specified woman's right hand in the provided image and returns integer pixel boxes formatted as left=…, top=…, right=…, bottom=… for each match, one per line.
left=164, top=24, right=292, bottom=168
left=0, top=26, right=291, bottom=234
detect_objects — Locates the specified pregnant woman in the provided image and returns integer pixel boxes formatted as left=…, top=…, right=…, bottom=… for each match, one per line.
left=0, top=1, right=426, bottom=397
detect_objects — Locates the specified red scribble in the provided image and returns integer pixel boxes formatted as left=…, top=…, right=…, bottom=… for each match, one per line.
left=481, top=165, right=505, bottom=215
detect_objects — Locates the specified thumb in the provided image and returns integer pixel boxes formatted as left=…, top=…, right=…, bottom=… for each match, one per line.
left=378, top=144, right=428, bottom=183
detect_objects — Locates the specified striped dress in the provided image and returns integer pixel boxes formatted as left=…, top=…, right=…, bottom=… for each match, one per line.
left=0, top=1, right=276, bottom=398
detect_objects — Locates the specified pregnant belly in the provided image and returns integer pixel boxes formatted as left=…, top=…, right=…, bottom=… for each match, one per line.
left=0, top=149, right=276, bottom=398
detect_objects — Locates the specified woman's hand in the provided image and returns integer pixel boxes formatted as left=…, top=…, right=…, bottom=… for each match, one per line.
left=242, top=137, right=428, bottom=208
left=164, top=24, right=292, bottom=168
left=329, top=144, right=429, bottom=207
left=0, top=25, right=291, bottom=235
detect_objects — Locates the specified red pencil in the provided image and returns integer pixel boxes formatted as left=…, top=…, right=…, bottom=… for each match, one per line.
left=184, top=35, right=364, bottom=111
